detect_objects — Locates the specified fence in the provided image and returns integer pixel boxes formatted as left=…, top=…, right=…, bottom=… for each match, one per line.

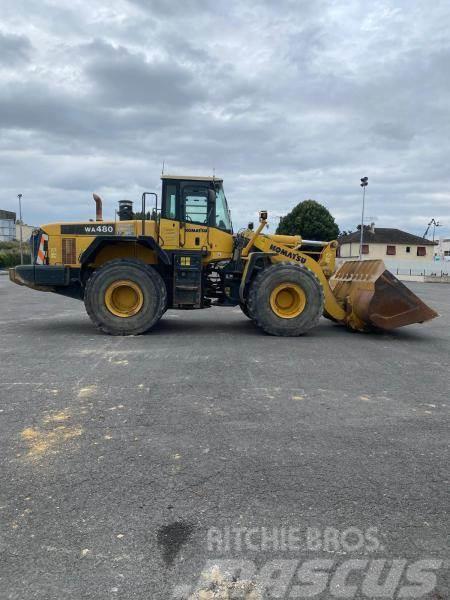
left=395, top=267, right=449, bottom=277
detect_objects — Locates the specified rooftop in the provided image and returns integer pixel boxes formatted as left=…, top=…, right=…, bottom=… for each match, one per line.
left=338, top=227, right=437, bottom=246
left=0, top=209, right=16, bottom=221
left=161, top=174, right=223, bottom=182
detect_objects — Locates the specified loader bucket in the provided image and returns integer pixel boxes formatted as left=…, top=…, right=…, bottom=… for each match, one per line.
left=330, top=260, right=438, bottom=332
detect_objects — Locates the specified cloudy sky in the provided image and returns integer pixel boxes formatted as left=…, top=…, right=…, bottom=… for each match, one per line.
left=0, top=0, right=449, bottom=237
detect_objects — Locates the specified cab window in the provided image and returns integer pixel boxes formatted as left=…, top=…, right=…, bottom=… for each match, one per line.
left=164, top=183, right=177, bottom=219
left=215, top=185, right=232, bottom=232
left=182, top=185, right=210, bottom=225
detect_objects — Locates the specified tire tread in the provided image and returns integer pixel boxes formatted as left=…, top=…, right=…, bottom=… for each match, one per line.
left=247, top=262, right=324, bottom=336
left=84, top=259, right=167, bottom=335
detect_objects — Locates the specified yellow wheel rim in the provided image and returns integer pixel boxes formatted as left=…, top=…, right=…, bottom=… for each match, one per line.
left=104, top=280, right=144, bottom=318
left=269, top=283, right=306, bottom=319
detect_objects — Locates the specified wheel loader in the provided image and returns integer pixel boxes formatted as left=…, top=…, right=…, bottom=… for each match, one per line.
left=9, top=174, right=437, bottom=336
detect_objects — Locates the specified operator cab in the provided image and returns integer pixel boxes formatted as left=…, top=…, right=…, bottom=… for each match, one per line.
left=161, top=175, right=232, bottom=233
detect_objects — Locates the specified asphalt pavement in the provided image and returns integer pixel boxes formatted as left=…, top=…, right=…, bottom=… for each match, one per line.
left=0, top=276, right=448, bottom=599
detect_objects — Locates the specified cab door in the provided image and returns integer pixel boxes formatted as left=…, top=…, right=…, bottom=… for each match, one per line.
left=158, top=181, right=180, bottom=249
left=179, top=182, right=212, bottom=252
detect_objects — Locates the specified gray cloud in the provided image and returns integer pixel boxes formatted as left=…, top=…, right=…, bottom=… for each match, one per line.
left=0, top=31, right=32, bottom=65
left=84, top=40, right=204, bottom=109
left=0, top=0, right=449, bottom=238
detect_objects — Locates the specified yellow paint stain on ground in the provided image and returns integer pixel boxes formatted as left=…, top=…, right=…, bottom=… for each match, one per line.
left=292, top=395, right=305, bottom=400
left=43, top=410, right=71, bottom=424
left=77, top=385, right=97, bottom=398
left=21, top=424, right=82, bottom=460
left=108, top=357, right=129, bottom=366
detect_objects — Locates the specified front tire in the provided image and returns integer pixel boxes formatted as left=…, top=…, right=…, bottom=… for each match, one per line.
left=84, top=259, right=167, bottom=335
left=247, top=262, right=323, bottom=336
left=239, top=302, right=253, bottom=319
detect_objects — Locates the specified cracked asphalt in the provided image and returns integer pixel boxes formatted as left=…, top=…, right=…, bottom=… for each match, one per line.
left=0, top=275, right=448, bottom=599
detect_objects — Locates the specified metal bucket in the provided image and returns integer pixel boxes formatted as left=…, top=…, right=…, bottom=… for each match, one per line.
left=330, top=260, right=438, bottom=331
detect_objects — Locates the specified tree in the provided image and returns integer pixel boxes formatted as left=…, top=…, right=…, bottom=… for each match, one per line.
left=276, top=200, right=339, bottom=241
left=133, top=211, right=152, bottom=220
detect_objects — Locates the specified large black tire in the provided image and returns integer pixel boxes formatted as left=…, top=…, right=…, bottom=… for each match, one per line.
left=84, top=259, right=167, bottom=335
left=247, top=262, right=324, bottom=336
left=239, top=302, right=253, bottom=319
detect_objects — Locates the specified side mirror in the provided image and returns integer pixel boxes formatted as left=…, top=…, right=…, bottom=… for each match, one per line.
left=208, top=189, right=216, bottom=203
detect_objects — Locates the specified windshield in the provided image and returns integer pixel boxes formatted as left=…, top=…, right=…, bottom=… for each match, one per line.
left=214, top=184, right=232, bottom=232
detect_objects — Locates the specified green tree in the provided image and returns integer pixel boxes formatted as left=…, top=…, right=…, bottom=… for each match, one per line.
left=133, top=211, right=152, bottom=220
left=276, top=200, right=339, bottom=241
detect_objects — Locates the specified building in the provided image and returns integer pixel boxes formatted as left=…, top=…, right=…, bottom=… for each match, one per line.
left=0, top=210, right=16, bottom=241
left=338, top=227, right=436, bottom=261
left=15, top=222, right=35, bottom=242
left=337, top=226, right=442, bottom=277
left=435, top=238, right=450, bottom=262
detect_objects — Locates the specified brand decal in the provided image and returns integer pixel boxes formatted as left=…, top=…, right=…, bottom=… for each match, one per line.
left=269, top=243, right=307, bottom=263
left=61, top=224, right=115, bottom=235
left=185, top=228, right=207, bottom=233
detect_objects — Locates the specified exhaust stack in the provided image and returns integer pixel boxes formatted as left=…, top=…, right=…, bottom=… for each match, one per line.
left=93, top=193, right=103, bottom=221
left=118, top=200, right=133, bottom=221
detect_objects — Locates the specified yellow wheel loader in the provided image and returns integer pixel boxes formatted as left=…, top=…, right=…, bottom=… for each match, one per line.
left=9, top=175, right=437, bottom=336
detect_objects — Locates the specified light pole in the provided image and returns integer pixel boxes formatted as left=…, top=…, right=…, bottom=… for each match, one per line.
left=359, top=177, right=368, bottom=260
left=17, top=193, right=24, bottom=265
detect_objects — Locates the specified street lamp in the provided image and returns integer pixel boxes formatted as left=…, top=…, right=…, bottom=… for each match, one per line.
left=17, top=193, right=24, bottom=265
left=359, top=177, right=368, bottom=260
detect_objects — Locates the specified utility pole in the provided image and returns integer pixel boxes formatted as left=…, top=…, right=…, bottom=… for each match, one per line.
left=423, top=219, right=442, bottom=262
left=432, top=220, right=441, bottom=243
left=17, top=193, right=24, bottom=265
left=359, top=177, right=368, bottom=260
left=423, top=218, right=441, bottom=240
left=431, top=219, right=442, bottom=262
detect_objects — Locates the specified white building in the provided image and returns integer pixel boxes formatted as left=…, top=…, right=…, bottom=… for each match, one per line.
left=435, top=237, right=450, bottom=263
left=0, top=210, right=16, bottom=241
left=15, top=222, right=35, bottom=242
left=337, top=227, right=440, bottom=275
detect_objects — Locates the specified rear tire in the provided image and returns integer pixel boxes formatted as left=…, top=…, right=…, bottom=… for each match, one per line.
left=247, top=262, right=323, bottom=336
left=84, top=259, right=167, bottom=335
